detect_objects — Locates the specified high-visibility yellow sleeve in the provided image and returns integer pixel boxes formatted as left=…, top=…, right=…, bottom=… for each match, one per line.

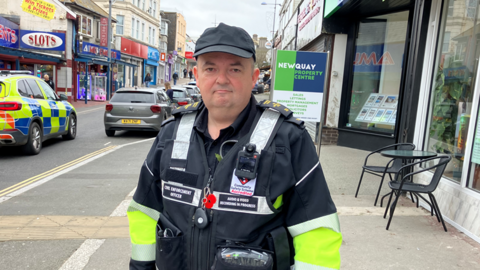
left=293, top=227, right=342, bottom=269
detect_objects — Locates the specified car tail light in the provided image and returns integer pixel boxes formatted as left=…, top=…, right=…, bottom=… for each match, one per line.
left=0, top=101, right=22, bottom=111
left=178, top=101, right=188, bottom=106
left=106, top=104, right=113, bottom=112
left=150, top=105, right=162, bottom=113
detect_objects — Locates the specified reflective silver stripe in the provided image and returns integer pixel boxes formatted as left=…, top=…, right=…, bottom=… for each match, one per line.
left=211, top=191, right=274, bottom=215
left=131, top=243, right=156, bottom=262
left=250, top=108, right=281, bottom=151
left=127, top=199, right=160, bottom=222
left=144, top=160, right=154, bottom=176
left=171, top=112, right=197, bottom=171
left=288, top=213, right=341, bottom=237
left=296, top=162, right=319, bottom=186
left=294, top=260, right=338, bottom=270
left=161, top=180, right=202, bottom=206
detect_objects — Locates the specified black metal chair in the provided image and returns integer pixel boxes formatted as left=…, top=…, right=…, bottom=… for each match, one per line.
left=355, top=143, right=416, bottom=206
left=383, top=155, right=451, bottom=232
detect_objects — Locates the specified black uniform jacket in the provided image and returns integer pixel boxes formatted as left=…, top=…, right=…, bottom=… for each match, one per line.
left=131, top=96, right=337, bottom=270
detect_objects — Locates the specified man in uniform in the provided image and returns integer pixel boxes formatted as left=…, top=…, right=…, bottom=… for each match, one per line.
left=128, top=23, right=342, bottom=270
left=43, top=74, right=55, bottom=91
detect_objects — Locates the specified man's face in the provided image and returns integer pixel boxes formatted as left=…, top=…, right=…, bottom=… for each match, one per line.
left=44, top=75, right=49, bottom=81
left=194, top=52, right=259, bottom=111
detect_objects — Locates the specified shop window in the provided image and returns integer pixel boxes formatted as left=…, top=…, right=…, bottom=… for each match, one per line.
left=425, top=0, right=480, bottom=183
left=345, top=11, right=409, bottom=135
left=80, top=15, right=92, bottom=36
left=17, top=80, right=33, bottom=98
left=116, top=15, right=124, bottom=35
left=26, top=79, right=44, bottom=99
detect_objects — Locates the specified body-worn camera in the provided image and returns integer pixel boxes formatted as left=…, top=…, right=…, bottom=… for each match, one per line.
left=235, top=143, right=260, bottom=180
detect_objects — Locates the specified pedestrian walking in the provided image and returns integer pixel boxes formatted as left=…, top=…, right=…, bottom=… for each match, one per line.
left=144, top=73, right=152, bottom=88
left=127, top=22, right=342, bottom=270
left=183, top=68, right=187, bottom=78
left=189, top=69, right=193, bottom=80
left=164, top=82, right=174, bottom=101
left=172, top=72, right=179, bottom=85
left=43, top=74, right=55, bottom=91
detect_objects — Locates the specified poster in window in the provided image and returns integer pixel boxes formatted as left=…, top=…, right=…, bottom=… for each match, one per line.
left=373, top=109, right=386, bottom=122
left=82, top=16, right=87, bottom=34
left=374, top=95, right=386, bottom=107
left=365, top=94, right=377, bottom=107
left=381, top=109, right=394, bottom=123
left=381, top=95, right=398, bottom=108
left=388, top=110, right=397, bottom=124
left=364, top=108, right=377, bottom=121
left=471, top=110, right=480, bottom=164
left=356, top=108, right=369, bottom=121
left=87, top=18, right=92, bottom=36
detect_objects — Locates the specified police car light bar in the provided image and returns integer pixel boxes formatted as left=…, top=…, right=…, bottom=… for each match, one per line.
left=0, top=71, right=32, bottom=75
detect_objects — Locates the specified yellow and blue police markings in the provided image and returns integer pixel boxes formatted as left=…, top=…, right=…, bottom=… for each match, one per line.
left=2, top=97, right=74, bottom=136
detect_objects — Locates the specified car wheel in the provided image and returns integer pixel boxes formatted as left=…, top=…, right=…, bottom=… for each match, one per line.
left=105, top=130, right=115, bottom=137
left=22, top=122, right=42, bottom=155
left=62, top=114, right=77, bottom=140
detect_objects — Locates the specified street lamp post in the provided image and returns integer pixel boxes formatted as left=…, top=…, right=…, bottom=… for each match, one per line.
left=107, top=0, right=115, bottom=101
left=261, top=1, right=281, bottom=68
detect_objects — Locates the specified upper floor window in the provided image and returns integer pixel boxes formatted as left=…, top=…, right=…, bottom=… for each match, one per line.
left=153, top=1, right=157, bottom=18
left=116, top=15, right=124, bottom=35
left=79, top=15, right=92, bottom=36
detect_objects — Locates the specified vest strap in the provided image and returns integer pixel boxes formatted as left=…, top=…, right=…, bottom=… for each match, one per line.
left=250, top=108, right=281, bottom=151
left=171, top=112, right=197, bottom=171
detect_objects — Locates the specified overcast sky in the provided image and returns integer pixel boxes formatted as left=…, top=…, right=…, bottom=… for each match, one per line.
left=161, top=0, right=280, bottom=41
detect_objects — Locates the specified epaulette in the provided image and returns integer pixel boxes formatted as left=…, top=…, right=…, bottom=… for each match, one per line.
left=258, top=100, right=293, bottom=118
left=172, top=101, right=202, bottom=116
left=161, top=116, right=176, bottom=127
left=285, top=116, right=305, bottom=128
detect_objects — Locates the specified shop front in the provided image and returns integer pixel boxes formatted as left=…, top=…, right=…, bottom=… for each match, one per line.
left=166, top=54, right=173, bottom=82
left=119, top=37, right=147, bottom=87
left=74, top=41, right=121, bottom=102
left=410, top=0, right=480, bottom=242
left=144, top=47, right=159, bottom=86
left=324, top=0, right=423, bottom=151
left=0, top=17, right=63, bottom=88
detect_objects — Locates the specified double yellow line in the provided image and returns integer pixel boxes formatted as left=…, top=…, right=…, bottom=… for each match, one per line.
left=0, top=145, right=117, bottom=198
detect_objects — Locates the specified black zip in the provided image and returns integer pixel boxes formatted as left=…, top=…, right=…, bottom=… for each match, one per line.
left=190, top=214, right=195, bottom=270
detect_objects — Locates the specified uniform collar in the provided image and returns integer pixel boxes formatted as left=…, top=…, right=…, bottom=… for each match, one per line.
left=194, top=95, right=258, bottom=138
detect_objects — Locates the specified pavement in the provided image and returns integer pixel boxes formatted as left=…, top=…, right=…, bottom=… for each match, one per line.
left=1, top=90, right=480, bottom=269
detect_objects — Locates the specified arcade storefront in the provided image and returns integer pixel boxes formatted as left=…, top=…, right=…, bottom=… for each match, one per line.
left=74, top=41, right=122, bottom=101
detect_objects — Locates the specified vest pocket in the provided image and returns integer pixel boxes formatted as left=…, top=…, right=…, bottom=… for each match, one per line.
left=155, top=215, right=187, bottom=270
left=211, top=245, right=273, bottom=270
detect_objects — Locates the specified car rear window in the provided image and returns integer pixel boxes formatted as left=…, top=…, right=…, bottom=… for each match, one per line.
left=173, top=90, right=186, bottom=98
left=186, top=88, right=196, bottom=95
left=111, top=92, right=155, bottom=103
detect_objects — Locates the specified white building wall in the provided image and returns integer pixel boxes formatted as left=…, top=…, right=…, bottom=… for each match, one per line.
left=326, top=34, right=347, bottom=128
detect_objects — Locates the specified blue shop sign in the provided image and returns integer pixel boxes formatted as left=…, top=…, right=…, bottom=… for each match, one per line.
left=20, top=30, right=66, bottom=51
left=0, top=16, right=20, bottom=48
left=148, top=47, right=159, bottom=61
left=78, top=41, right=121, bottom=60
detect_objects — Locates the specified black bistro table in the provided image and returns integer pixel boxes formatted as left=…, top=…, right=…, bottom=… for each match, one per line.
left=380, top=150, right=438, bottom=160
left=379, top=150, right=438, bottom=206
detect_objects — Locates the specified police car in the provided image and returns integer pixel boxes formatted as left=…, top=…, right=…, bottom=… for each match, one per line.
left=0, top=71, right=77, bottom=155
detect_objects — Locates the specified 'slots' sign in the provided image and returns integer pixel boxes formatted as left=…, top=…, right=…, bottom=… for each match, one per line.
left=20, top=30, right=65, bottom=51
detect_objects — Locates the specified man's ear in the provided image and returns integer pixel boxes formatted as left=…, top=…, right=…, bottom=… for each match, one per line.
left=193, top=66, right=199, bottom=82
left=252, top=68, right=260, bottom=88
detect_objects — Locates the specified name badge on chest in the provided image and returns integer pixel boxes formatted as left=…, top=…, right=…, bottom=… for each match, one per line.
left=230, top=169, right=256, bottom=197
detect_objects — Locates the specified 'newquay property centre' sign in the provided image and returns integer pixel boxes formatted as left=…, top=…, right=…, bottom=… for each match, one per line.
left=272, top=50, right=328, bottom=122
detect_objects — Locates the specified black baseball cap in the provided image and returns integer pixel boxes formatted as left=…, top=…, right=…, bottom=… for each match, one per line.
left=193, top=23, right=256, bottom=62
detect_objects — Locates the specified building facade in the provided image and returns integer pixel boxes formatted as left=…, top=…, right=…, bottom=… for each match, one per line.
left=159, top=10, right=169, bottom=84
left=164, top=11, right=186, bottom=77
left=95, top=0, right=161, bottom=87
left=271, top=0, right=480, bottom=244
left=0, top=0, right=76, bottom=101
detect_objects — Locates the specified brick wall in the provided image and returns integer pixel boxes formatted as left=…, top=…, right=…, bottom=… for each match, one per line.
left=321, top=127, right=338, bottom=145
